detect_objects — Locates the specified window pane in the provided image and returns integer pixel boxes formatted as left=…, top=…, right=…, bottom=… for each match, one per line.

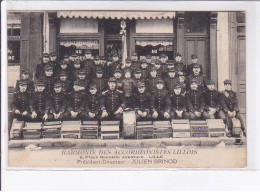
left=184, top=12, right=209, bottom=34
left=106, top=40, right=122, bottom=58
left=104, top=19, right=121, bottom=34
left=12, top=28, right=20, bottom=36
left=8, top=41, right=20, bottom=63
left=7, top=28, right=12, bottom=36
left=236, top=12, right=245, bottom=23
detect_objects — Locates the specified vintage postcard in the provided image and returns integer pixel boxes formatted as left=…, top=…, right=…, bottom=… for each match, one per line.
left=6, top=6, right=247, bottom=168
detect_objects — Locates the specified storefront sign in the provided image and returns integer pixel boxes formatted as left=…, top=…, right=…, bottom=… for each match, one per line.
left=136, top=40, right=173, bottom=47
left=60, top=40, right=99, bottom=49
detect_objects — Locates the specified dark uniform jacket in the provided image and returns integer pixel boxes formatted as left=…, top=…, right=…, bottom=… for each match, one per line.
left=164, top=77, right=179, bottom=96
left=140, top=67, right=150, bottom=81
left=12, top=91, right=31, bottom=112
left=187, top=63, right=203, bottom=76
left=147, top=77, right=160, bottom=94
left=82, top=59, right=94, bottom=80
left=122, top=78, right=136, bottom=97
left=85, top=94, right=101, bottom=115
left=174, top=62, right=186, bottom=74
left=101, top=89, right=125, bottom=113
left=154, top=66, right=164, bottom=78
left=70, top=66, right=84, bottom=81
left=50, top=60, right=59, bottom=78
left=30, top=91, right=49, bottom=114
left=133, top=91, right=153, bottom=113
left=35, top=62, right=49, bottom=79
left=187, top=74, right=207, bottom=93
left=204, top=89, right=220, bottom=111
left=67, top=91, right=86, bottom=113
left=43, top=75, right=55, bottom=95
left=186, top=90, right=205, bottom=113
left=78, top=78, right=90, bottom=93
left=49, top=92, right=67, bottom=114
left=132, top=60, right=141, bottom=70
left=152, top=89, right=171, bottom=114
left=15, top=79, right=34, bottom=93
left=171, top=94, right=187, bottom=112
left=110, top=61, right=121, bottom=78
left=92, top=77, right=107, bottom=97
left=220, top=90, right=239, bottom=113
left=60, top=80, right=72, bottom=95
left=115, top=77, right=123, bottom=90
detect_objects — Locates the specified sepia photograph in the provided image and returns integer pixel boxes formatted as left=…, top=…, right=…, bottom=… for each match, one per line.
left=6, top=9, right=247, bottom=168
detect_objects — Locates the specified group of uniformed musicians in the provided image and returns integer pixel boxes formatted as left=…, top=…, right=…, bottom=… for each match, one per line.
left=12, top=51, right=246, bottom=137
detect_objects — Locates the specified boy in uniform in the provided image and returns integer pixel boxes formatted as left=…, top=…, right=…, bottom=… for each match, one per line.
left=219, top=80, right=246, bottom=137
left=30, top=80, right=49, bottom=121
left=82, top=50, right=94, bottom=81
left=186, top=79, right=206, bottom=120
left=203, top=79, right=220, bottom=119
left=71, top=59, right=84, bottom=81
left=84, top=84, right=101, bottom=120
left=12, top=80, right=32, bottom=121
left=50, top=52, right=59, bottom=77
left=67, top=80, right=86, bottom=120
left=113, top=68, right=123, bottom=90
left=133, top=82, right=153, bottom=121
left=187, top=54, right=203, bottom=76
left=170, top=83, right=190, bottom=119
left=36, top=53, right=50, bottom=79
left=147, top=67, right=160, bottom=95
left=187, top=64, right=207, bottom=93
left=131, top=52, right=141, bottom=70
left=48, top=81, right=70, bottom=121
left=140, top=60, right=150, bottom=81
left=164, top=68, right=179, bottom=97
left=162, top=60, right=174, bottom=79
left=43, top=65, right=55, bottom=95
left=153, top=59, right=164, bottom=78
left=77, top=70, right=89, bottom=94
left=146, top=54, right=153, bottom=67
left=15, top=69, right=34, bottom=93
left=121, top=69, right=136, bottom=109
left=174, top=52, right=186, bottom=76
left=92, top=70, right=107, bottom=97
left=101, top=78, right=125, bottom=120
left=121, top=58, right=133, bottom=75
left=58, top=71, right=72, bottom=96
left=133, top=69, right=144, bottom=86
left=151, top=79, right=171, bottom=120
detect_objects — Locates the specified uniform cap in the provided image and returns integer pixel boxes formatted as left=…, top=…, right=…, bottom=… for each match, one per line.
left=42, top=53, right=50, bottom=58
left=71, top=53, right=78, bottom=57
left=154, top=60, right=161, bottom=65
left=168, top=68, right=175, bottom=73
left=156, top=79, right=164, bottom=85
left=191, top=54, right=198, bottom=59
left=207, top=79, right=216, bottom=85
left=179, top=71, right=186, bottom=76
left=89, top=84, right=97, bottom=89
left=100, top=56, right=106, bottom=60
left=174, top=83, right=182, bottom=89
left=74, top=59, right=81, bottom=64
left=193, top=64, right=201, bottom=68
left=54, top=81, right=62, bottom=87
left=160, top=53, right=167, bottom=58
left=150, top=67, right=157, bottom=72
left=167, top=60, right=174, bottom=65
left=138, top=82, right=146, bottom=88
left=50, top=52, right=57, bottom=57
left=85, top=50, right=92, bottom=54
left=190, top=78, right=198, bottom=84
left=21, top=69, right=29, bottom=74
left=114, top=68, right=122, bottom=73
left=176, top=52, right=181, bottom=57
left=19, top=80, right=28, bottom=86
left=124, top=69, right=131, bottom=74
left=63, top=54, right=69, bottom=59
left=108, top=77, right=116, bottom=83
left=95, top=55, right=100, bottom=60
left=96, top=69, right=103, bottom=74
left=146, top=54, right=152, bottom=59
left=79, top=70, right=86, bottom=75
left=224, top=79, right=232, bottom=85
left=59, top=71, right=67, bottom=76
left=73, top=80, right=81, bottom=86
left=44, top=65, right=53, bottom=71
left=134, top=69, right=141, bottom=74
left=36, top=79, right=45, bottom=86
left=141, top=60, right=147, bottom=64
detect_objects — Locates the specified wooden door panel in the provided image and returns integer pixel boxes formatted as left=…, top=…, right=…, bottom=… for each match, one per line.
left=197, top=39, right=208, bottom=76
left=184, top=40, right=195, bottom=65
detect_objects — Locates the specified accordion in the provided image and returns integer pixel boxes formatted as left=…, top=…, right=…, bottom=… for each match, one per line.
left=136, top=121, right=154, bottom=139
left=190, top=120, right=209, bottom=137
left=231, top=118, right=242, bottom=137
left=10, top=119, right=24, bottom=140
left=100, top=121, right=120, bottom=139
left=23, top=122, right=42, bottom=139
left=42, top=121, right=62, bottom=138
left=207, top=119, right=226, bottom=137
left=172, top=119, right=191, bottom=138
left=81, top=121, right=99, bottom=139
left=61, top=121, right=81, bottom=139
left=153, top=121, right=172, bottom=138
left=123, top=111, right=136, bottom=139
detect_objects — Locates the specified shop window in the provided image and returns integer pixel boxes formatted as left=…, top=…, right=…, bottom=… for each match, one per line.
left=184, top=12, right=209, bottom=34
left=105, top=40, right=122, bottom=58
left=236, top=12, right=245, bottom=23
left=104, top=19, right=121, bottom=34
left=135, top=40, right=174, bottom=60
left=8, top=41, right=20, bottom=63
left=59, top=40, right=100, bottom=59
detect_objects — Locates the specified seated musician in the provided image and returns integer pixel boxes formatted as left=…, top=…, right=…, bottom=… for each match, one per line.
left=151, top=79, right=171, bottom=120
left=170, top=83, right=190, bottom=119
left=12, top=80, right=32, bottom=121
left=133, top=82, right=153, bottom=121
left=48, top=81, right=70, bottom=121
left=101, top=78, right=125, bottom=120
left=15, top=69, right=34, bottom=93
left=186, top=79, right=206, bottom=120
left=84, top=84, right=101, bottom=120
left=219, top=80, right=246, bottom=137
left=203, top=79, right=220, bottom=119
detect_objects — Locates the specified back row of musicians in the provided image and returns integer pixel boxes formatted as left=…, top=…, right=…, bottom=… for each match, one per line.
left=12, top=51, right=246, bottom=137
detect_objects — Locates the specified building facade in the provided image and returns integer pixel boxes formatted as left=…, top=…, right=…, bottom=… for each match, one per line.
left=7, top=11, right=246, bottom=119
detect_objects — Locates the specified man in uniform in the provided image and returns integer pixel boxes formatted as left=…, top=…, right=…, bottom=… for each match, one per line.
left=147, top=67, right=160, bottom=95
left=140, top=60, right=150, bottom=81
left=12, top=80, right=32, bottom=121
left=56, top=60, right=71, bottom=80
left=170, top=83, right=190, bottom=119
left=67, top=80, right=87, bottom=120
left=36, top=53, right=50, bottom=79
left=131, top=52, right=141, bottom=70
left=30, top=80, right=49, bottom=121
left=121, top=58, right=133, bottom=75
left=15, top=69, right=34, bottom=93
left=77, top=70, right=89, bottom=94
left=84, top=84, right=101, bottom=120
left=101, top=78, right=125, bottom=120
left=153, top=59, right=164, bottom=78
left=48, top=81, right=70, bottom=121
left=71, top=59, right=84, bottom=81
left=174, top=52, right=186, bottom=76
left=151, top=79, right=171, bottom=120
left=109, top=53, right=121, bottom=78
left=164, top=68, right=179, bottom=97
left=162, top=60, right=174, bottom=79
left=186, top=79, right=206, bottom=120
left=160, top=53, right=168, bottom=79
left=43, top=65, right=55, bottom=95
left=58, top=71, right=72, bottom=96
left=50, top=52, right=59, bottom=77
left=187, top=64, right=207, bottom=93
left=133, top=82, right=153, bottom=121
left=219, top=80, right=246, bottom=137
left=82, top=50, right=94, bottom=81
left=133, top=68, right=145, bottom=86
left=113, top=68, right=123, bottom=90
left=187, top=54, right=203, bottom=76
left=92, top=70, right=107, bottom=97
left=122, top=69, right=136, bottom=109
left=145, top=54, right=153, bottom=67
left=203, top=79, right=220, bottom=119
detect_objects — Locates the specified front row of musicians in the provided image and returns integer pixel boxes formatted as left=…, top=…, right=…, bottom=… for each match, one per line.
left=12, top=74, right=246, bottom=137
